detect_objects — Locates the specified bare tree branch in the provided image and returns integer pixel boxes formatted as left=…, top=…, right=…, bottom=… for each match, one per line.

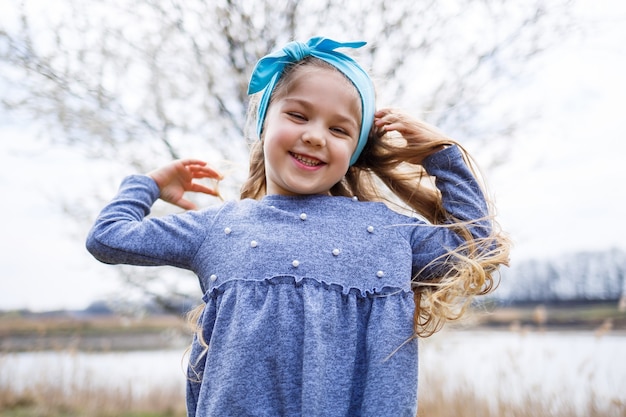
left=0, top=0, right=580, bottom=310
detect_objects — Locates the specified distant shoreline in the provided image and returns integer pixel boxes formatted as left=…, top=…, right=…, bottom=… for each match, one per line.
left=0, top=330, right=191, bottom=352
left=0, top=314, right=191, bottom=352
left=2, top=300, right=625, bottom=352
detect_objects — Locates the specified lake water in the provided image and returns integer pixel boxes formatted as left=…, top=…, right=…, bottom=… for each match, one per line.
left=1, top=330, right=624, bottom=411
left=0, top=348, right=188, bottom=398
left=419, top=329, right=626, bottom=412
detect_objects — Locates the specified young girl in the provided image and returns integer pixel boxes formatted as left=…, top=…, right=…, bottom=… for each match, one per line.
left=87, top=37, right=509, bottom=417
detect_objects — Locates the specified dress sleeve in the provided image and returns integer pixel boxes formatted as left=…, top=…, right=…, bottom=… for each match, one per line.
left=411, top=145, right=492, bottom=278
left=85, top=174, right=211, bottom=270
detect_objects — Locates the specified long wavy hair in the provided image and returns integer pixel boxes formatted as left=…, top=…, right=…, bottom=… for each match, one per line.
left=191, top=57, right=510, bottom=340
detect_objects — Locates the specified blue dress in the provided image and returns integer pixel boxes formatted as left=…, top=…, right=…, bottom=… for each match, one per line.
left=86, top=146, right=490, bottom=416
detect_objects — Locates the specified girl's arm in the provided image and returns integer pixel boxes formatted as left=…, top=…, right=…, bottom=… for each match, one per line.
left=423, top=146, right=489, bottom=228
left=409, top=146, right=491, bottom=272
left=86, top=160, right=222, bottom=269
left=375, top=110, right=492, bottom=275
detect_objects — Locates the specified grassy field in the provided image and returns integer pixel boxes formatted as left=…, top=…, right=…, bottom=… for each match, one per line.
left=1, top=378, right=624, bottom=417
left=1, top=302, right=625, bottom=416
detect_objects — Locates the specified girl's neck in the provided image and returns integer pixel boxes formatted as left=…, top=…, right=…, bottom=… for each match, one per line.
left=262, top=193, right=332, bottom=201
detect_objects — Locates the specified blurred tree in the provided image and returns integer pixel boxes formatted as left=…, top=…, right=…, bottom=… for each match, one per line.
left=0, top=0, right=576, bottom=312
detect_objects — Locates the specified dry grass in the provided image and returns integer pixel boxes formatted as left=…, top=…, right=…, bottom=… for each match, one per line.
left=0, top=380, right=186, bottom=417
left=417, top=373, right=626, bottom=417
left=1, top=374, right=624, bottom=417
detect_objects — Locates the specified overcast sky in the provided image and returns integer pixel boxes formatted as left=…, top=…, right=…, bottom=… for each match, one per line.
left=1, top=0, right=625, bottom=311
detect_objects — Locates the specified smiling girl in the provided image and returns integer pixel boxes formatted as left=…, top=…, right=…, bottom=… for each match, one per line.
left=86, top=37, right=509, bottom=417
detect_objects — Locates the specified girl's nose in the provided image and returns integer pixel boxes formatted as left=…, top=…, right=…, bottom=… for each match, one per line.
left=302, top=126, right=326, bottom=147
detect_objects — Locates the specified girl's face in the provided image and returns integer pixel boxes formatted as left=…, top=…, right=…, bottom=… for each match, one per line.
left=262, top=66, right=361, bottom=196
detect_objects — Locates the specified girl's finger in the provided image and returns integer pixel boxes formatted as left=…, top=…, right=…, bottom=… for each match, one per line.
left=181, top=159, right=208, bottom=166
left=190, top=165, right=224, bottom=180
left=190, top=182, right=221, bottom=196
left=378, top=121, right=408, bottom=133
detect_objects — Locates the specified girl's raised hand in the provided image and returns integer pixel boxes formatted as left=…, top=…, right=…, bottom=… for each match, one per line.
left=148, top=159, right=223, bottom=210
left=374, top=109, right=450, bottom=165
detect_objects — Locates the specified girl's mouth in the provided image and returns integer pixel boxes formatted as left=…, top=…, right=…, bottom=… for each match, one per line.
left=290, top=152, right=324, bottom=167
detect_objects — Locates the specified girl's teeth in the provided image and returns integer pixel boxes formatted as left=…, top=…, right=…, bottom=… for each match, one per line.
left=294, top=154, right=320, bottom=166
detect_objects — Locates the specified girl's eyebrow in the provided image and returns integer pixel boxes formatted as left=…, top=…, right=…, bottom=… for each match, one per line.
left=282, top=97, right=316, bottom=109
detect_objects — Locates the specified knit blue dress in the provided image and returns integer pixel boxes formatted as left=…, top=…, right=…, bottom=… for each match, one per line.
left=86, top=145, right=490, bottom=417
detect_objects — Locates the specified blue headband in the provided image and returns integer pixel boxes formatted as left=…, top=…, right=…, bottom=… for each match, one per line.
left=247, top=37, right=375, bottom=166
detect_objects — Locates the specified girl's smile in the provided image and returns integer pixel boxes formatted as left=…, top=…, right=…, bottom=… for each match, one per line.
left=290, top=151, right=326, bottom=169
left=262, top=66, right=361, bottom=196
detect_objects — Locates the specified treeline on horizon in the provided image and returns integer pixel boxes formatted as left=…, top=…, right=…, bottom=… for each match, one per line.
left=3, top=248, right=625, bottom=317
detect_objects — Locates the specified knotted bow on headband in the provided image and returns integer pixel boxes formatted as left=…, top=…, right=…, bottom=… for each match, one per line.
left=247, top=37, right=375, bottom=166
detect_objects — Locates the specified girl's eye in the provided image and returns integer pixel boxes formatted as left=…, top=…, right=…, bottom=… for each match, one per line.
left=331, top=127, right=348, bottom=135
left=287, top=112, right=306, bottom=121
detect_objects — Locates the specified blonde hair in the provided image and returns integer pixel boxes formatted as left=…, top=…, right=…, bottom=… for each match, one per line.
left=190, top=58, right=510, bottom=341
